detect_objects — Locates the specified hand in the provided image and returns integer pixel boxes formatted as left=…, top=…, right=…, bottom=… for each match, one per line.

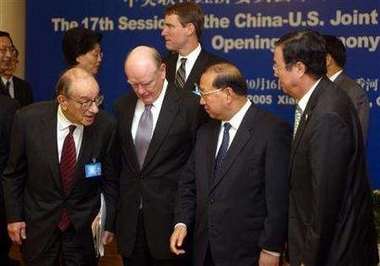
left=259, top=250, right=280, bottom=266
left=101, top=230, right=115, bottom=245
left=8, top=222, right=27, bottom=245
left=169, top=224, right=187, bottom=255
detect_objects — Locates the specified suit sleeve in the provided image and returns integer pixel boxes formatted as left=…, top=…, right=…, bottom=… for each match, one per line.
left=2, top=111, right=27, bottom=223
left=352, top=89, right=369, bottom=144
left=101, top=120, right=120, bottom=232
left=302, top=112, right=352, bottom=265
left=175, top=149, right=197, bottom=227
left=258, top=120, right=291, bottom=253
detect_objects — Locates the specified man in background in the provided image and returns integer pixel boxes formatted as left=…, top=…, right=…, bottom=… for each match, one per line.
left=161, top=2, right=226, bottom=92
left=62, top=27, right=103, bottom=76
left=171, top=62, right=291, bottom=266
left=323, top=34, right=370, bottom=143
left=274, top=29, right=378, bottom=266
left=3, top=67, right=119, bottom=266
left=0, top=29, right=22, bottom=266
left=114, top=46, right=205, bottom=265
left=1, top=45, right=34, bottom=107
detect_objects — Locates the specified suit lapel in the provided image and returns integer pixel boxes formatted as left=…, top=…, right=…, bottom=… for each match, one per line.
left=40, top=104, right=62, bottom=192
left=211, top=104, right=258, bottom=191
left=165, top=54, right=178, bottom=84
left=204, top=120, right=220, bottom=192
left=290, top=77, right=328, bottom=160
left=185, top=50, right=208, bottom=90
left=142, top=86, right=179, bottom=170
left=120, top=94, right=140, bottom=173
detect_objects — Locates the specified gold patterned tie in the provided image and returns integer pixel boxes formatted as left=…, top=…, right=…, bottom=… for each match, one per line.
left=293, top=104, right=302, bottom=139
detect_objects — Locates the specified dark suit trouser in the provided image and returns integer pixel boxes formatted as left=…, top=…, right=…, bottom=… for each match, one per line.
left=22, top=225, right=97, bottom=266
left=0, top=184, right=14, bottom=265
left=204, top=244, right=215, bottom=266
left=123, top=210, right=191, bottom=266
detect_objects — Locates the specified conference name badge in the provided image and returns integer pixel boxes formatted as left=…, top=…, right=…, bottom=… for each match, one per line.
left=85, top=159, right=102, bottom=179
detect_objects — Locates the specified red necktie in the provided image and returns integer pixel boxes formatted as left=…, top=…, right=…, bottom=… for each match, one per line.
left=58, top=125, right=77, bottom=231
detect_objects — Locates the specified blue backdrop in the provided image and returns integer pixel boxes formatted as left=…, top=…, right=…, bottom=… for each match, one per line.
left=26, top=0, right=380, bottom=187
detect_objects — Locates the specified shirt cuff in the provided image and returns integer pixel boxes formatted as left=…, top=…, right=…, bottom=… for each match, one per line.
left=262, top=249, right=281, bottom=257
left=174, top=223, right=187, bottom=229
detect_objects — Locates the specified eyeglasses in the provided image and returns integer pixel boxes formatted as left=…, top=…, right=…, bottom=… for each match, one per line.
left=272, top=63, right=291, bottom=74
left=89, top=50, right=103, bottom=59
left=66, top=94, right=104, bottom=110
left=198, top=88, right=225, bottom=97
left=128, top=77, right=157, bottom=90
left=0, top=46, right=16, bottom=56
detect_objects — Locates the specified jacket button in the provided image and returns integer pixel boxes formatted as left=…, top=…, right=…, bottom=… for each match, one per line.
left=210, top=199, right=214, bottom=204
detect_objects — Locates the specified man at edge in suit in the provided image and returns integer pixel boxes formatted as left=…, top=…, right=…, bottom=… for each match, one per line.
left=2, top=67, right=119, bottom=266
left=113, top=46, right=205, bottom=265
left=170, top=62, right=291, bottom=266
left=1, top=44, right=34, bottom=107
left=0, top=95, right=20, bottom=266
left=161, top=2, right=226, bottom=92
left=274, top=30, right=378, bottom=266
left=323, top=34, right=370, bottom=143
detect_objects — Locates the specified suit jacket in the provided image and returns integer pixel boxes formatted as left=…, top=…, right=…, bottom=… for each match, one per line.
left=0, top=95, right=19, bottom=171
left=2, top=101, right=119, bottom=261
left=0, top=96, right=20, bottom=253
left=113, top=84, right=206, bottom=259
left=175, top=103, right=291, bottom=266
left=12, top=75, right=34, bottom=107
left=333, top=71, right=369, bottom=143
left=163, top=48, right=226, bottom=92
left=288, top=76, right=379, bottom=266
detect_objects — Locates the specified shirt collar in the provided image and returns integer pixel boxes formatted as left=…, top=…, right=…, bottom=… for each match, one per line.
left=329, top=70, right=343, bottom=82
left=57, top=105, right=82, bottom=131
left=221, top=98, right=251, bottom=130
left=297, top=78, right=322, bottom=112
left=178, top=43, right=201, bottom=65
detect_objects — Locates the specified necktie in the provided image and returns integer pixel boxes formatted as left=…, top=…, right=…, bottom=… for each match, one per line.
left=214, top=122, right=232, bottom=177
left=58, top=125, right=77, bottom=231
left=135, top=104, right=153, bottom=169
left=175, top=58, right=187, bottom=88
left=293, top=104, right=302, bottom=139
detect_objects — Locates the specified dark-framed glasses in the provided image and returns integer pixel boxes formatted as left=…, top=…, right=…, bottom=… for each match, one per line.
left=66, top=94, right=104, bottom=110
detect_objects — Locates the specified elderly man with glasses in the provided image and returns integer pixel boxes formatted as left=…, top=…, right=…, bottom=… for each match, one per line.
left=2, top=67, right=119, bottom=266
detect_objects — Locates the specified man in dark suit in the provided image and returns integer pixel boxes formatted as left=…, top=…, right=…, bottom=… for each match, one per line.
left=323, top=34, right=370, bottom=143
left=2, top=67, right=119, bottom=266
left=113, top=46, right=205, bottom=265
left=0, top=95, right=20, bottom=266
left=170, top=62, right=291, bottom=266
left=1, top=45, right=34, bottom=107
left=273, top=30, right=379, bottom=266
left=0, top=31, right=15, bottom=96
left=161, top=2, right=226, bottom=92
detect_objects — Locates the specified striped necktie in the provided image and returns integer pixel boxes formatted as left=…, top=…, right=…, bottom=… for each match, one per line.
left=175, top=58, right=187, bottom=88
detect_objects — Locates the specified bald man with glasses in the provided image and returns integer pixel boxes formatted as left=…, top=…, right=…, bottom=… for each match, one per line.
left=2, top=67, right=119, bottom=266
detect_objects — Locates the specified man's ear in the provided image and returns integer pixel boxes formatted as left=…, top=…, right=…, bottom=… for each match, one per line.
left=57, top=94, right=68, bottom=110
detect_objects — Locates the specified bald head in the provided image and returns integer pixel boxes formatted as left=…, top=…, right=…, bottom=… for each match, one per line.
left=56, top=67, right=98, bottom=97
left=125, top=46, right=166, bottom=105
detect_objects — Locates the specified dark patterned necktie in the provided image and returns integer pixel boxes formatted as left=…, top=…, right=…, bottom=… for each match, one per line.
left=214, top=122, right=232, bottom=178
left=175, top=58, right=187, bottom=88
left=135, top=104, right=153, bottom=169
left=58, top=125, right=77, bottom=231
left=0, top=80, right=10, bottom=96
